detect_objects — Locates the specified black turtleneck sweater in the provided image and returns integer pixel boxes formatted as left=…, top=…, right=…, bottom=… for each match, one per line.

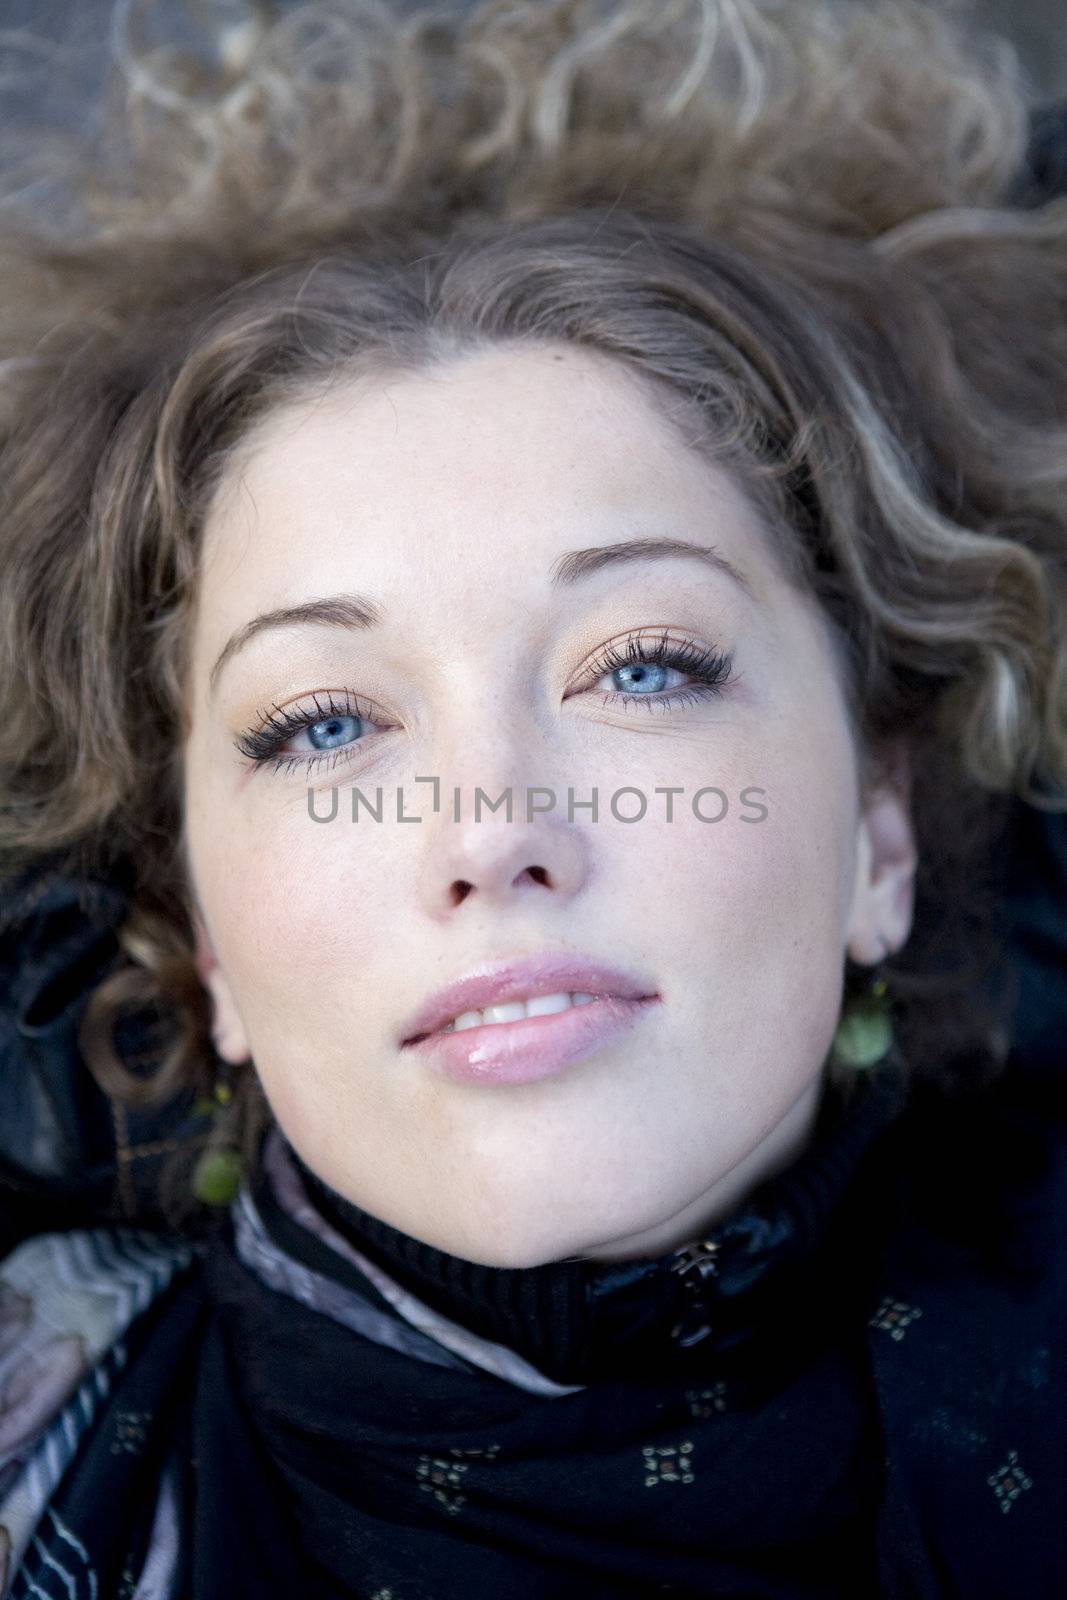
left=250, top=1058, right=911, bottom=1390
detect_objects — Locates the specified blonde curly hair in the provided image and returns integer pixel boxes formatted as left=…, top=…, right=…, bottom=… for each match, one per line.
left=1, top=0, right=1065, bottom=1234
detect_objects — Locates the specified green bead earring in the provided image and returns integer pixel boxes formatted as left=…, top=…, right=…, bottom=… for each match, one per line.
left=831, top=946, right=894, bottom=1070
left=190, top=1070, right=246, bottom=1207
left=191, top=1144, right=245, bottom=1207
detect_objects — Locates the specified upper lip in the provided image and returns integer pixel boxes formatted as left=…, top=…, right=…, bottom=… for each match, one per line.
left=400, top=953, right=659, bottom=1044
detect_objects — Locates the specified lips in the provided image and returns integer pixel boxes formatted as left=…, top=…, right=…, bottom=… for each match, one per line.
left=399, top=953, right=659, bottom=1046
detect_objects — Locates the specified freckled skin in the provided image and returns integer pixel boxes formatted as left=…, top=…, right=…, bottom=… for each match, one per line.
left=182, top=342, right=917, bottom=1269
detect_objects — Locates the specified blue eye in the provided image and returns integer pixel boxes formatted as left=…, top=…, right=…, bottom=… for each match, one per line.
left=601, top=661, right=676, bottom=695
left=587, top=630, right=733, bottom=712
left=301, top=715, right=363, bottom=751
left=234, top=693, right=382, bottom=776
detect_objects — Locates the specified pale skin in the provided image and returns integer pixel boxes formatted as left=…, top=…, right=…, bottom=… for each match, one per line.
left=182, top=341, right=916, bottom=1269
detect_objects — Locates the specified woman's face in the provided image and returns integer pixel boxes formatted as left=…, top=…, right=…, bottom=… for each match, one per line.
left=182, top=341, right=915, bottom=1267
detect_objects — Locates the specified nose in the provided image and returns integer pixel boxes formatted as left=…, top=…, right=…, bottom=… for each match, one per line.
left=417, top=804, right=591, bottom=919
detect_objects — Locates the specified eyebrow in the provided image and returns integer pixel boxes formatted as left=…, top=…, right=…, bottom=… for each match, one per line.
left=208, top=535, right=758, bottom=697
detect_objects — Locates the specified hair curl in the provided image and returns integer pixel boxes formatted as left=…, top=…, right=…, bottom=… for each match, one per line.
left=1, top=0, right=1065, bottom=1235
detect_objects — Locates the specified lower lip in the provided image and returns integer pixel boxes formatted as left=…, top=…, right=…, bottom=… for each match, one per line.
left=403, top=995, right=660, bottom=1084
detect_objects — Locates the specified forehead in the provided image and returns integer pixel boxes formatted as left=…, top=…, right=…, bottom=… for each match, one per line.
left=198, top=342, right=771, bottom=584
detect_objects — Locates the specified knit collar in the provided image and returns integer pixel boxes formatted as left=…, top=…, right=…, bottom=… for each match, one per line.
left=256, top=1057, right=910, bottom=1387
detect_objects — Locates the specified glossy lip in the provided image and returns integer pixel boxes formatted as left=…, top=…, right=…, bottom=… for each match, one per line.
left=405, top=992, right=661, bottom=1085
left=399, top=953, right=659, bottom=1045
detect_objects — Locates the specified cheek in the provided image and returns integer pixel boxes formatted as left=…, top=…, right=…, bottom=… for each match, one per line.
left=631, top=710, right=859, bottom=1064
left=218, top=820, right=391, bottom=978
left=629, top=704, right=857, bottom=927
left=186, top=804, right=400, bottom=1150
left=185, top=760, right=397, bottom=1020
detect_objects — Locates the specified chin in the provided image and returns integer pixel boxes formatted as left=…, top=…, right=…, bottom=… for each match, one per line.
left=440, top=1212, right=596, bottom=1271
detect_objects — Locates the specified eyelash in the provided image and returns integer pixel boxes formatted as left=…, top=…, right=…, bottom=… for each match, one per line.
left=233, top=629, right=734, bottom=778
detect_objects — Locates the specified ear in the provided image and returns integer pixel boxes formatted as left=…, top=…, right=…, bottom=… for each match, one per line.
left=845, top=740, right=918, bottom=966
left=192, top=912, right=252, bottom=1065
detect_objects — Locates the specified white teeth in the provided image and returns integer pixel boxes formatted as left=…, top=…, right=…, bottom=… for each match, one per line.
left=525, top=992, right=576, bottom=1017
left=478, top=1001, right=528, bottom=1027
left=450, top=1010, right=486, bottom=1032
left=443, top=991, right=598, bottom=1033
